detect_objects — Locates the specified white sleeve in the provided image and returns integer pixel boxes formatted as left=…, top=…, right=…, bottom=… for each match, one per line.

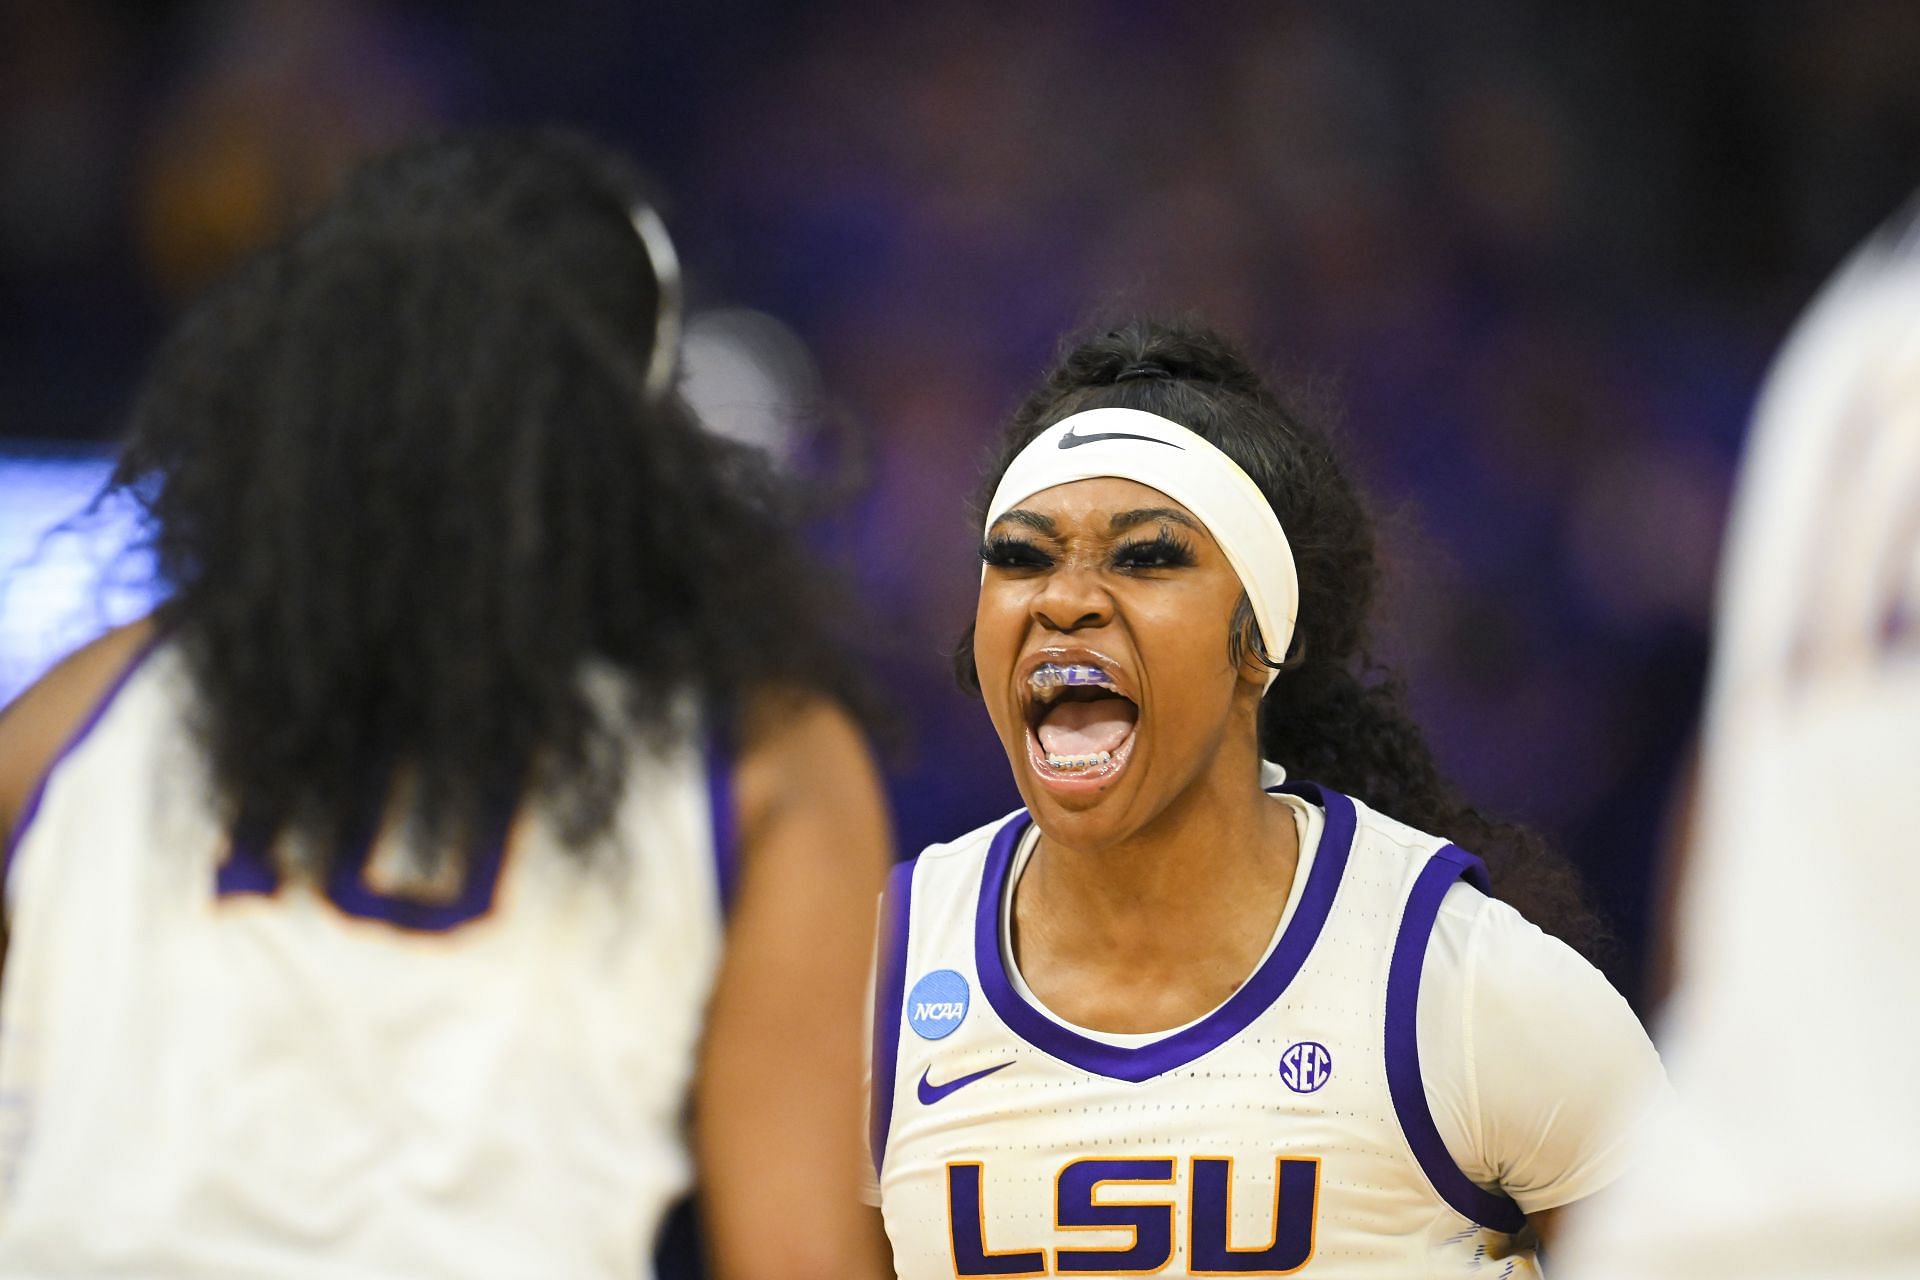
left=1417, top=883, right=1670, bottom=1215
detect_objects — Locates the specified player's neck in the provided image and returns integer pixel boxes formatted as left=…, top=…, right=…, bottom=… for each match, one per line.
left=1012, top=751, right=1299, bottom=1033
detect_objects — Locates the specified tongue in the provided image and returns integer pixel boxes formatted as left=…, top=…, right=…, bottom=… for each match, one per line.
left=1036, top=696, right=1137, bottom=757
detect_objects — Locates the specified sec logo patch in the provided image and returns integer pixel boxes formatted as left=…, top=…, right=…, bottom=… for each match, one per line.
left=1280, top=1040, right=1332, bottom=1093
left=907, top=969, right=970, bottom=1040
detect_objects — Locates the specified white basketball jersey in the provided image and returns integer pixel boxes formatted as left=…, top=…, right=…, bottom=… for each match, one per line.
left=0, top=644, right=731, bottom=1278
left=871, top=783, right=1539, bottom=1279
left=1557, top=198, right=1920, bottom=1276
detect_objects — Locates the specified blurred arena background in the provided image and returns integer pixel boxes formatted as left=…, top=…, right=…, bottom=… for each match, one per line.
left=3, top=0, right=1918, bottom=1024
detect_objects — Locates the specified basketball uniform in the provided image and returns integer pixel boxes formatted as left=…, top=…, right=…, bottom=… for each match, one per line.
left=871, top=782, right=1663, bottom=1279
left=1557, top=198, right=1920, bottom=1276
left=0, top=643, right=733, bottom=1278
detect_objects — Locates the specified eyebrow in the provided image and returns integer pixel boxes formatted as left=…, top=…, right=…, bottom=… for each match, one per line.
left=992, top=509, right=1057, bottom=535
left=1109, top=506, right=1200, bottom=534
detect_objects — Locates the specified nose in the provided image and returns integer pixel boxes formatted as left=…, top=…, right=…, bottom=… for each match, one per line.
left=1031, top=565, right=1112, bottom=634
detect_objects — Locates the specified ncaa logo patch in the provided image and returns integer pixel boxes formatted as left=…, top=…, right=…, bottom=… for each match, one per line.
left=1279, top=1040, right=1332, bottom=1094
left=907, top=969, right=970, bottom=1040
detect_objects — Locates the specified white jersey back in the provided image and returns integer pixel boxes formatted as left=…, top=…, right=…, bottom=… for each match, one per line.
left=1558, top=199, right=1920, bottom=1275
left=0, top=644, right=730, bottom=1278
left=872, top=782, right=1538, bottom=1279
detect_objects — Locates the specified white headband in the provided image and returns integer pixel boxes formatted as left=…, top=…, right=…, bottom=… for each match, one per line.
left=983, top=407, right=1299, bottom=687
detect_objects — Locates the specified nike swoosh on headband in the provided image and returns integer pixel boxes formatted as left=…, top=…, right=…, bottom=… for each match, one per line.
left=1057, top=424, right=1184, bottom=450
left=917, top=1061, right=1013, bottom=1105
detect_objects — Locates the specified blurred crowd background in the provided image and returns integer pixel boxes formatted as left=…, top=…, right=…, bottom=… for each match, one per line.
left=4, top=0, right=1918, bottom=1007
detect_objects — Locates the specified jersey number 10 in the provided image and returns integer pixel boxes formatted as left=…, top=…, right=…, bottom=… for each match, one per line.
left=947, top=1155, right=1320, bottom=1275
left=213, top=798, right=513, bottom=933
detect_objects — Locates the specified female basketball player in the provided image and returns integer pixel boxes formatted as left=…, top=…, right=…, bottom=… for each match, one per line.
left=0, top=133, right=890, bottom=1279
left=868, top=320, right=1666, bottom=1276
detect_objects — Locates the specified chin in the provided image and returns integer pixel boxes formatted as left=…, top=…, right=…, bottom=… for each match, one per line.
left=1005, top=732, right=1156, bottom=848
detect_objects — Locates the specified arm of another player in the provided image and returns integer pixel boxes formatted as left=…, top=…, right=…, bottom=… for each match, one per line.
left=0, top=620, right=158, bottom=977
left=693, top=689, right=895, bottom=1280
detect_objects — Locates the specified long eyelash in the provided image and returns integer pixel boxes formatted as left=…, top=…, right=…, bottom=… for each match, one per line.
left=980, top=533, right=1053, bottom=569
left=1114, top=528, right=1197, bottom=569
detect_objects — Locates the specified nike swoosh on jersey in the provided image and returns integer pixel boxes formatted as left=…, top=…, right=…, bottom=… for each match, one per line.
left=917, top=1061, right=1013, bottom=1105
left=1057, top=425, right=1184, bottom=449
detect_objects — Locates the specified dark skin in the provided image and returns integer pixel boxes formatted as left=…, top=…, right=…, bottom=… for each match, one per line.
left=971, top=476, right=1560, bottom=1254
left=0, top=622, right=894, bottom=1280
left=975, top=478, right=1300, bottom=1034
left=0, top=619, right=157, bottom=856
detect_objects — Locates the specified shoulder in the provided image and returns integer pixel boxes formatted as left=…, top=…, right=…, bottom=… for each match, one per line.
left=917, top=809, right=1028, bottom=867
left=867, top=808, right=1028, bottom=948
left=1419, top=880, right=1668, bottom=1213
left=0, top=620, right=159, bottom=839
left=733, top=689, right=875, bottom=801
left=1430, top=882, right=1623, bottom=1015
left=1423, top=878, right=1634, bottom=1050
left=1336, top=789, right=1457, bottom=887
left=1346, top=794, right=1448, bottom=856
left=729, top=687, right=888, bottom=872
left=899, top=807, right=1029, bottom=900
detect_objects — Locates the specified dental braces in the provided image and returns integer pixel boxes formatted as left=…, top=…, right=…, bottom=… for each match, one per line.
left=1045, top=750, right=1113, bottom=771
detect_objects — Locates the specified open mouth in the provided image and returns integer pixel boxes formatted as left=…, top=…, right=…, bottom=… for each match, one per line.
left=1022, top=662, right=1140, bottom=787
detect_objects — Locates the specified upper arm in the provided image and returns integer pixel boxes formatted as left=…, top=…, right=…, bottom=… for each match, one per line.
left=0, top=620, right=157, bottom=850
left=693, top=689, right=894, bottom=1280
left=1454, top=898, right=1670, bottom=1215
left=0, top=620, right=157, bottom=976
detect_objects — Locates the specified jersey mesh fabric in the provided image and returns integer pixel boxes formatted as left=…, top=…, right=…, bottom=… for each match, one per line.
left=0, top=646, right=726, bottom=1279
left=876, top=786, right=1541, bottom=1279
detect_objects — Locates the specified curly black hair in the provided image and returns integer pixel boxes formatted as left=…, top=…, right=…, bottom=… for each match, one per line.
left=113, top=130, right=868, bottom=873
left=956, top=318, right=1608, bottom=960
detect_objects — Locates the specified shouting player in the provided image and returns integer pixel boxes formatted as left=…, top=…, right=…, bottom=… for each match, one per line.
left=0, top=132, right=891, bottom=1278
left=867, top=320, right=1667, bottom=1276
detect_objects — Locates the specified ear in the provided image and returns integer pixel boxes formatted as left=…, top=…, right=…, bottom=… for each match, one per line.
left=1228, top=595, right=1279, bottom=686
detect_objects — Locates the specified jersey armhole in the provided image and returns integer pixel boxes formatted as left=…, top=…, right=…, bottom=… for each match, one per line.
left=1383, top=844, right=1529, bottom=1234
left=1, top=637, right=161, bottom=914
left=867, top=856, right=916, bottom=1180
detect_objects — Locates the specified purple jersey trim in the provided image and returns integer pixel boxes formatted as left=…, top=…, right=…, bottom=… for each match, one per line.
left=1384, top=844, right=1527, bottom=1234
left=1, top=636, right=162, bottom=905
left=973, top=780, right=1356, bottom=1083
left=214, top=810, right=280, bottom=897
left=705, top=733, right=739, bottom=916
left=320, top=794, right=516, bottom=931
left=868, top=855, right=916, bottom=1176
left=214, top=772, right=520, bottom=931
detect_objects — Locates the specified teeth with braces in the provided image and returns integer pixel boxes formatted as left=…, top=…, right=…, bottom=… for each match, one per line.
left=1045, top=750, right=1113, bottom=771
left=1029, top=663, right=1118, bottom=692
